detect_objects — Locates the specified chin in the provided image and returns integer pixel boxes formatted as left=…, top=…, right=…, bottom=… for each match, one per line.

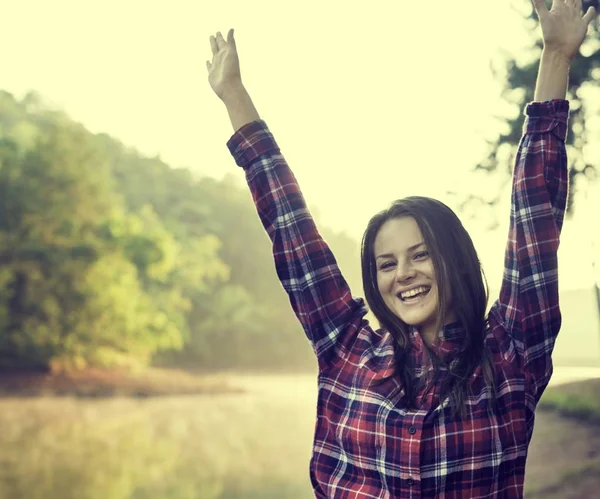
left=397, top=305, right=436, bottom=324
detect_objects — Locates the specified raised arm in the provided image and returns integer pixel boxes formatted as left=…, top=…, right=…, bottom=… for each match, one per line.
left=532, top=0, right=596, bottom=101
left=491, top=0, right=596, bottom=402
left=207, top=30, right=259, bottom=132
left=206, top=30, right=370, bottom=372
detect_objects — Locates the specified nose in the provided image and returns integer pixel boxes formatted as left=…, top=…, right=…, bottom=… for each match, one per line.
left=395, top=260, right=416, bottom=283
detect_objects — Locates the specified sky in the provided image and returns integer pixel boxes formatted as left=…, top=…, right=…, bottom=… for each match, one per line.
left=2, top=0, right=600, bottom=292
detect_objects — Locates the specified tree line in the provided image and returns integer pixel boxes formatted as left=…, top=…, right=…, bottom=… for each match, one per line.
left=1, top=1, right=598, bottom=373
left=0, top=90, right=363, bottom=372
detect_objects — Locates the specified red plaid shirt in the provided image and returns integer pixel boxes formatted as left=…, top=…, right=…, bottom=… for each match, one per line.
left=226, top=99, right=569, bottom=498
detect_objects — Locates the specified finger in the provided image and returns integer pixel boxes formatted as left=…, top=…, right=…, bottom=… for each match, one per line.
left=532, top=0, right=549, bottom=18
left=583, top=6, right=597, bottom=25
left=227, top=28, right=235, bottom=46
left=567, top=0, right=581, bottom=10
left=210, top=35, right=218, bottom=56
left=206, top=60, right=211, bottom=71
left=216, top=31, right=226, bottom=50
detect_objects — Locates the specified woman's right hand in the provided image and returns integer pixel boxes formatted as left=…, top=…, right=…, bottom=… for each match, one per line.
left=206, top=29, right=243, bottom=101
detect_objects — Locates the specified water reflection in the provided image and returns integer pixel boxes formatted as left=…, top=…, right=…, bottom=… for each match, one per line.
left=0, top=367, right=598, bottom=498
left=0, top=386, right=316, bottom=499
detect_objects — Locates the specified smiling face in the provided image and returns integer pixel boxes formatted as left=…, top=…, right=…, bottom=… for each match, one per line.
left=373, top=217, right=456, bottom=344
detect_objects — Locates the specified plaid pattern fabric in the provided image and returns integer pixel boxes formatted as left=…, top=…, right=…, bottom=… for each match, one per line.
left=226, top=99, right=569, bottom=498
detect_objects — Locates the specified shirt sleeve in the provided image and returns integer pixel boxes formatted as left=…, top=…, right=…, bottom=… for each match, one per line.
left=489, top=99, right=569, bottom=402
left=226, top=119, right=369, bottom=372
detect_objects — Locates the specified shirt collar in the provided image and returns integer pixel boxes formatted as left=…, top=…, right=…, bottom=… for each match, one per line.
left=411, top=320, right=465, bottom=364
left=409, top=320, right=463, bottom=341
left=440, top=320, right=463, bottom=342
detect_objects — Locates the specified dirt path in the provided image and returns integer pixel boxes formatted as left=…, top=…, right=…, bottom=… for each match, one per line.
left=525, top=408, right=600, bottom=498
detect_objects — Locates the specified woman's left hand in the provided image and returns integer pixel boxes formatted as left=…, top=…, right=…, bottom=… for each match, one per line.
left=531, top=0, right=597, bottom=62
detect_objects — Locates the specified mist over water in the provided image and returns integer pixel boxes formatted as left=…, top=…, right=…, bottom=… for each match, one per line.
left=0, top=365, right=598, bottom=499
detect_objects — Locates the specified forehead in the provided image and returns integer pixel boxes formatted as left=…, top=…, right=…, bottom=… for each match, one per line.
left=374, top=217, right=423, bottom=254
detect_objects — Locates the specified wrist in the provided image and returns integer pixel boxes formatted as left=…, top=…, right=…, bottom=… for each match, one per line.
left=220, top=83, right=261, bottom=133
left=534, top=50, right=571, bottom=102
left=219, top=81, right=247, bottom=104
left=541, top=49, right=572, bottom=69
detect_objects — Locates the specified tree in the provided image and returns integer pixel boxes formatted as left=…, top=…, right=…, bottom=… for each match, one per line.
left=0, top=89, right=364, bottom=373
left=453, top=0, right=600, bottom=221
left=451, top=0, right=600, bottom=320
left=0, top=94, right=189, bottom=370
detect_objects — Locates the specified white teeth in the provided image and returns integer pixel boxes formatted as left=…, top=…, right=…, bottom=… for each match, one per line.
left=400, top=286, right=430, bottom=299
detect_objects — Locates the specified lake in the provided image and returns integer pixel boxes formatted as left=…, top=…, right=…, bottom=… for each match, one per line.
left=0, top=367, right=599, bottom=499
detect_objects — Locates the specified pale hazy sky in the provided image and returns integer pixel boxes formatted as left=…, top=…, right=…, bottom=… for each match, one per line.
left=2, top=0, right=599, bottom=291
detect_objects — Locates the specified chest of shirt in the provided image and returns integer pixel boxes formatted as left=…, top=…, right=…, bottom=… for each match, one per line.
left=318, top=358, right=529, bottom=468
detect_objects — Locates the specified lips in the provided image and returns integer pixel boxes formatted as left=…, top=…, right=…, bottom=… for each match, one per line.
left=397, top=286, right=431, bottom=302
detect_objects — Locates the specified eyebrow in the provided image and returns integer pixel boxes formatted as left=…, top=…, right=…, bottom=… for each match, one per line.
left=376, top=242, right=426, bottom=260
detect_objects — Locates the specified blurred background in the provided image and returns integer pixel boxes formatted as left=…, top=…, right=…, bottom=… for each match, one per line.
left=0, top=0, right=599, bottom=497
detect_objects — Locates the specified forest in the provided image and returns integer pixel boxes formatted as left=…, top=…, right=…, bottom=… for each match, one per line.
left=0, top=0, right=598, bottom=376
left=0, top=89, right=364, bottom=373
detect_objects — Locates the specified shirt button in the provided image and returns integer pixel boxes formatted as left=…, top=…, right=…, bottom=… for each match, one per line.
left=407, top=477, right=414, bottom=486
left=408, top=425, right=416, bottom=434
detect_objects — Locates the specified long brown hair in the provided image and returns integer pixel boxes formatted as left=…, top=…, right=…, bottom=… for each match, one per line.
left=360, top=196, right=496, bottom=419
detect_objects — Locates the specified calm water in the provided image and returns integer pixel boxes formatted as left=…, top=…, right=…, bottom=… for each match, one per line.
left=0, top=367, right=598, bottom=499
left=0, top=373, right=318, bottom=499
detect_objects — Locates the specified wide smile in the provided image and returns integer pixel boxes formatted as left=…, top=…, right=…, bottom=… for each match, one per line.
left=396, top=286, right=431, bottom=305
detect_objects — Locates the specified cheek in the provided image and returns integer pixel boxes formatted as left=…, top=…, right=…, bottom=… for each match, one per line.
left=376, top=276, right=396, bottom=303
left=423, top=261, right=436, bottom=279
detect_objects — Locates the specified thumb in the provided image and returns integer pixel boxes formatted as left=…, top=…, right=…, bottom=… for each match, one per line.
left=227, top=28, right=236, bottom=46
left=531, top=0, right=549, bottom=19
left=583, top=6, right=597, bottom=27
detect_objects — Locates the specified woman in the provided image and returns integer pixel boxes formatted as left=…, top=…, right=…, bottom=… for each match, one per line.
left=206, top=1, right=596, bottom=497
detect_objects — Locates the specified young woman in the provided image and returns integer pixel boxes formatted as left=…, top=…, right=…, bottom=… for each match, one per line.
left=206, top=1, right=596, bottom=497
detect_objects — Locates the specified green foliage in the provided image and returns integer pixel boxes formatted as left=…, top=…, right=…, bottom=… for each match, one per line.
left=0, top=89, right=363, bottom=372
left=0, top=91, right=191, bottom=370
left=452, top=0, right=600, bottom=226
left=538, top=387, right=600, bottom=423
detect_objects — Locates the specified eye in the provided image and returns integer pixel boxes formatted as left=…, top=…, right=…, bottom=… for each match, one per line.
left=379, top=262, right=395, bottom=270
left=414, top=251, right=429, bottom=260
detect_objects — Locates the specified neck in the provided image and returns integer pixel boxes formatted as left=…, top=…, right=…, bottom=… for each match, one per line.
left=421, top=330, right=439, bottom=347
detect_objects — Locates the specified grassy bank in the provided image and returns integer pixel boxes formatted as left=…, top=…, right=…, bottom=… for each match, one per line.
left=538, top=378, right=600, bottom=424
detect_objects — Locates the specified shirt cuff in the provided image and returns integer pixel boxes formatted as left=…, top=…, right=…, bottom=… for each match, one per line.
left=523, top=99, right=570, bottom=141
left=226, top=119, right=281, bottom=169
